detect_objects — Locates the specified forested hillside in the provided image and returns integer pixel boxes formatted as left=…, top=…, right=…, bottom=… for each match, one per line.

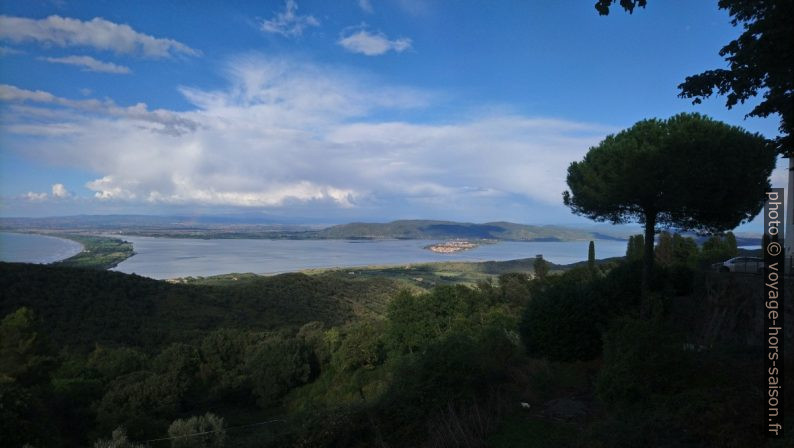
left=2, top=259, right=790, bottom=447
left=317, top=220, right=618, bottom=241
left=0, top=263, right=401, bottom=349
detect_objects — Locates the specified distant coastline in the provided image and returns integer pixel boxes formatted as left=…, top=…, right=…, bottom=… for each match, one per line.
left=0, top=232, right=83, bottom=264
left=0, top=216, right=636, bottom=242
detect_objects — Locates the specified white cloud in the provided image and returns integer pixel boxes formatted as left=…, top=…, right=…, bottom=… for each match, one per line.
left=338, top=28, right=411, bottom=56
left=0, top=15, right=199, bottom=58
left=358, top=0, right=374, bottom=13
left=24, top=192, right=48, bottom=201
left=51, top=183, right=69, bottom=198
left=261, top=0, right=319, bottom=37
left=40, top=55, right=131, bottom=74
left=0, top=57, right=612, bottom=212
left=0, top=83, right=199, bottom=135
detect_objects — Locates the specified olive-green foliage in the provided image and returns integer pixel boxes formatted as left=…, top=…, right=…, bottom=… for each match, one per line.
left=0, top=307, right=53, bottom=385
left=596, top=317, right=692, bottom=407
left=519, top=267, right=605, bottom=362
left=519, top=259, right=684, bottom=364
left=89, top=346, right=148, bottom=381
left=385, top=285, right=490, bottom=355
left=655, top=231, right=674, bottom=266
left=565, top=113, right=775, bottom=232
left=389, top=332, right=487, bottom=406
left=625, top=234, right=644, bottom=262
left=496, top=272, right=531, bottom=306
left=334, top=320, right=385, bottom=372
left=4, top=260, right=769, bottom=448
left=96, top=370, right=185, bottom=438
left=93, top=427, right=146, bottom=448
left=167, top=413, right=225, bottom=448
left=92, top=344, right=203, bottom=438
left=0, top=376, right=47, bottom=447
left=565, top=113, right=775, bottom=296
left=588, top=240, right=596, bottom=270
left=153, top=343, right=201, bottom=398
left=591, top=313, right=786, bottom=448
left=198, top=329, right=258, bottom=403
left=296, top=321, right=333, bottom=367
left=0, top=262, right=402, bottom=349
left=53, top=235, right=134, bottom=270
left=245, top=335, right=313, bottom=408
left=285, top=281, right=522, bottom=446
left=671, top=233, right=698, bottom=266
left=655, top=232, right=698, bottom=295
left=533, top=257, right=549, bottom=281
left=698, top=232, right=739, bottom=266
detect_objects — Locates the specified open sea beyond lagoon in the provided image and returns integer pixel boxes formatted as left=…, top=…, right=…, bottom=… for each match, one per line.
left=0, top=232, right=83, bottom=264
left=109, top=236, right=628, bottom=279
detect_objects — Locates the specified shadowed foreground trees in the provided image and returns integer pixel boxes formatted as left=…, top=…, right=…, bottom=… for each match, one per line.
left=1, top=261, right=788, bottom=447
left=563, top=113, right=774, bottom=313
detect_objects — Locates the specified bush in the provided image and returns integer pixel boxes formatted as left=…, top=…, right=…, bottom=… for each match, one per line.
left=595, top=317, right=691, bottom=407
left=198, top=329, right=261, bottom=403
left=519, top=269, right=604, bottom=361
left=334, top=321, right=385, bottom=372
left=388, top=333, right=486, bottom=409
left=662, top=263, right=695, bottom=296
left=89, top=346, right=148, bottom=381
left=497, top=273, right=531, bottom=306
left=244, top=336, right=313, bottom=408
left=93, top=427, right=146, bottom=448
left=167, top=412, right=225, bottom=448
left=384, top=286, right=485, bottom=356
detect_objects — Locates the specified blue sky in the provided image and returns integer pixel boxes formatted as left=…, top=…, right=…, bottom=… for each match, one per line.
left=0, top=0, right=784, bottom=229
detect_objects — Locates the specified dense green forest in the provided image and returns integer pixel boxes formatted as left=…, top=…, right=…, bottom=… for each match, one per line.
left=1, top=248, right=791, bottom=447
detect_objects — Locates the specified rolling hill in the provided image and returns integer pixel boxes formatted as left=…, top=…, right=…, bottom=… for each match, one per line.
left=316, top=220, right=626, bottom=241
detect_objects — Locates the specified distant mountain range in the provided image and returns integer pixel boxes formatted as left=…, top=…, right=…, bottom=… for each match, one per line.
left=0, top=215, right=762, bottom=244
left=0, top=215, right=629, bottom=241
left=316, top=220, right=627, bottom=241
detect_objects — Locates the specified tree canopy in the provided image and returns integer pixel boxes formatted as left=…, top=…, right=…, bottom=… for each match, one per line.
left=594, top=0, right=646, bottom=15
left=564, top=113, right=774, bottom=231
left=596, top=0, right=794, bottom=154
left=563, top=113, right=775, bottom=297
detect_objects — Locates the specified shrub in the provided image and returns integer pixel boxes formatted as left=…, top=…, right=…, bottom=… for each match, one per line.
left=384, top=286, right=484, bottom=356
left=244, top=336, right=312, bottom=408
left=497, top=273, right=531, bottom=306
left=334, top=321, right=385, bottom=372
left=595, top=317, right=692, bottom=407
left=198, top=329, right=259, bottom=403
left=93, top=427, right=146, bottom=448
left=519, top=270, right=604, bottom=361
left=167, top=413, right=225, bottom=448
left=88, top=346, right=148, bottom=381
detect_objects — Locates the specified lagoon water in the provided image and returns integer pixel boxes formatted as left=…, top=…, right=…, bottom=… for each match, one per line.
left=111, top=236, right=628, bottom=279
left=0, top=232, right=83, bottom=264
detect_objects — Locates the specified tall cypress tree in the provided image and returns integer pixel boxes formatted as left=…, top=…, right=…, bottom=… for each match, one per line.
left=588, top=240, right=596, bottom=271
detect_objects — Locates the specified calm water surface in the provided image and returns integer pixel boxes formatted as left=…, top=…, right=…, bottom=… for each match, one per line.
left=0, top=232, right=83, bottom=264
left=111, top=236, right=627, bottom=279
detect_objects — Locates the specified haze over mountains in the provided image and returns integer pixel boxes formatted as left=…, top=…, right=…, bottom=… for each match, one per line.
left=1, top=215, right=631, bottom=241
left=0, top=214, right=763, bottom=246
